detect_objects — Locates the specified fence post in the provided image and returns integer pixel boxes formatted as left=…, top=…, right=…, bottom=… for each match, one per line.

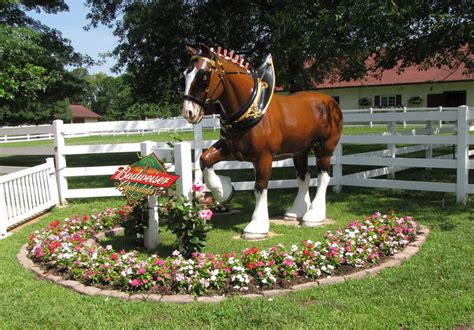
left=46, top=158, right=60, bottom=206
left=0, top=183, right=8, bottom=237
left=174, top=142, right=193, bottom=200
left=369, top=107, right=373, bottom=128
left=140, top=141, right=159, bottom=250
left=426, top=120, right=433, bottom=170
left=402, top=106, right=407, bottom=128
left=388, top=121, right=396, bottom=179
left=333, top=143, right=342, bottom=193
left=438, top=106, right=443, bottom=128
left=456, top=106, right=469, bottom=204
left=193, top=122, right=203, bottom=184
left=53, top=120, right=68, bottom=205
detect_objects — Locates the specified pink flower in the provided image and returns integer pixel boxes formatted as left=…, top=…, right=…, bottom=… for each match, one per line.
left=129, top=279, right=140, bottom=287
left=33, top=246, right=45, bottom=258
left=137, top=268, right=146, bottom=275
left=198, top=209, right=213, bottom=220
left=192, top=182, right=205, bottom=193
left=154, top=259, right=165, bottom=266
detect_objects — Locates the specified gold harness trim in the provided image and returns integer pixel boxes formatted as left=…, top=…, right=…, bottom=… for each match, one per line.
left=235, top=79, right=267, bottom=123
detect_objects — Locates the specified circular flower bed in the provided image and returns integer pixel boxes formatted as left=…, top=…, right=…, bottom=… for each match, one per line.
left=27, top=207, right=417, bottom=295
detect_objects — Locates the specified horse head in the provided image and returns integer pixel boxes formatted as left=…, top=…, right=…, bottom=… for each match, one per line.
left=181, top=43, right=254, bottom=125
left=182, top=43, right=223, bottom=124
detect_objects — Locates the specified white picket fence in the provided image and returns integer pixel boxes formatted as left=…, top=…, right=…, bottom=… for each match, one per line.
left=0, top=117, right=205, bottom=143
left=0, top=106, right=472, bottom=212
left=0, top=158, right=59, bottom=236
left=0, top=106, right=460, bottom=143
left=191, top=107, right=473, bottom=203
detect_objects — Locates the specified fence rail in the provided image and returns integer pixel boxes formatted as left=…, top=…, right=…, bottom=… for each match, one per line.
left=0, top=107, right=463, bottom=143
left=0, top=107, right=472, bottom=217
left=0, top=158, right=59, bottom=236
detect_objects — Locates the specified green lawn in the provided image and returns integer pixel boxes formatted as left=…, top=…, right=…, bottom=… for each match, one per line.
left=0, top=187, right=472, bottom=328
left=0, top=124, right=419, bottom=148
left=0, top=123, right=473, bottom=327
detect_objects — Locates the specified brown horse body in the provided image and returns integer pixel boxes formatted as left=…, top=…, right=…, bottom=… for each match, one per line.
left=182, top=45, right=342, bottom=239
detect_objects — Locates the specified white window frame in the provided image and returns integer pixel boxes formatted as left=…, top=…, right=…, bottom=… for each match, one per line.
left=380, top=95, right=397, bottom=108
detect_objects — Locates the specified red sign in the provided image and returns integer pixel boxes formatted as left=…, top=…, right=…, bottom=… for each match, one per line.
left=111, top=153, right=179, bottom=205
left=111, top=166, right=177, bottom=188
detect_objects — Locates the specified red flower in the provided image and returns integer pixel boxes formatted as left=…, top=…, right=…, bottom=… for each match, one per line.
left=110, top=253, right=118, bottom=260
left=48, top=221, right=61, bottom=229
left=48, top=241, right=61, bottom=253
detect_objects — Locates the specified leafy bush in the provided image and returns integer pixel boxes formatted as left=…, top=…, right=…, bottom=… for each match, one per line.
left=358, top=97, right=371, bottom=106
left=159, top=183, right=215, bottom=257
left=126, top=182, right=215, bottom=257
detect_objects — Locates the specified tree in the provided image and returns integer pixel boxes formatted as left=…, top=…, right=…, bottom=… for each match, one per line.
left=0, top=1, right=93, bottom=125
left=86, top=0, right=473, bottom=95
left=83, top=73, right=135, bottom=120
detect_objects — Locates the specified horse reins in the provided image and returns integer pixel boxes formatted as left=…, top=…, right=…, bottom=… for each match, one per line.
left=184, top=53, right=256, bottom=112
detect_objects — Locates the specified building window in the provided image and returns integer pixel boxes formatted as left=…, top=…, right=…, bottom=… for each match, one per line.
left=375, top=94, right=402, bottom=108
left=380, top=95, right=396, bottom=107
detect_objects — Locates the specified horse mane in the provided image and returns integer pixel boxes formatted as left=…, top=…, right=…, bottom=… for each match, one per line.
left=210, top=46, right=251, bottom=73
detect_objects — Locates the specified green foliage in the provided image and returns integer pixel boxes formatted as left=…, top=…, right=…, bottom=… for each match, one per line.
left=123, top=199, right=148, bottom=238
left=123, top=102, right=174, bottom=120
left=86, top=0, right=473, bottom=95
left=125, top=185, right=215, bottom=258
left=159, top=194, right=213, bottom=258
left=0, top=1, right=93, bottom=125
left=0, top=26, right=48, bottom=101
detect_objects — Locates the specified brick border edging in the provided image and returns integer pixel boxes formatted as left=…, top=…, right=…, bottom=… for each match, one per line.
left=17, top=226, right=429, bottom=304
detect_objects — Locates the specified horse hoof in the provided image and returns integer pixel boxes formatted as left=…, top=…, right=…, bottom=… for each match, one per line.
left=302, top=209, right=326, bottom=223
left=301, top=220, right=326, bottom=227
left=222, top=184, right=235, bottom=204
left=241, top=232, right=269, bottom=240
left=283, top=214, right=300, bottom=222
left=212, top=175, right=234, bottom=203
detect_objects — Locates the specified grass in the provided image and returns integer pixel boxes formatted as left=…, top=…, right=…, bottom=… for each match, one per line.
left=0, top=123, right=472, bottom=327
left=0, top=124, right=419, bottom=148
left=1, top=187, right=473, bottom=328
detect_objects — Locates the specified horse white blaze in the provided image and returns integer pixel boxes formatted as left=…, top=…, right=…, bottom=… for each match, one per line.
left=182, top=67, right=203, bottom=124
left=284, top=173, right=311, bottom=220
left=243, top=189, right=270, bottom=235
left=302, top=171, right=330, bottom=225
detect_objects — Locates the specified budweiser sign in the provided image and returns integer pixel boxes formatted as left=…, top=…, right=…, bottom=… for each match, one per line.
left=111, top=153, right=179, bottom=205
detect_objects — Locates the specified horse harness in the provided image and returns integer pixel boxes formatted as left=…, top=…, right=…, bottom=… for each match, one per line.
left=184, top=53, right=275, bottom=134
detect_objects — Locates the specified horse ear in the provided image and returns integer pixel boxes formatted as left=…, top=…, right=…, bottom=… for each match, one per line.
left=198, top=43, right=211, bottom=57
left=186, top=44, right=199, bottom=56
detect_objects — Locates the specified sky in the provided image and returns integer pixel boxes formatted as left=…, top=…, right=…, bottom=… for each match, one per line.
left=27, top=0, right=119, bottom=76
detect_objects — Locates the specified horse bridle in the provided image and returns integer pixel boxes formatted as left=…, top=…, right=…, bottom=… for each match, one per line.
left=183, top=53, right=255, bottom=110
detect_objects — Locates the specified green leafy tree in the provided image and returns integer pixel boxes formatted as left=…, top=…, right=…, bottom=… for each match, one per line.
left=86, top=0, right=473, bottom=95
left=0, top=1, right=93, bottom=125
left=123, top=102, right=174, bottom=120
